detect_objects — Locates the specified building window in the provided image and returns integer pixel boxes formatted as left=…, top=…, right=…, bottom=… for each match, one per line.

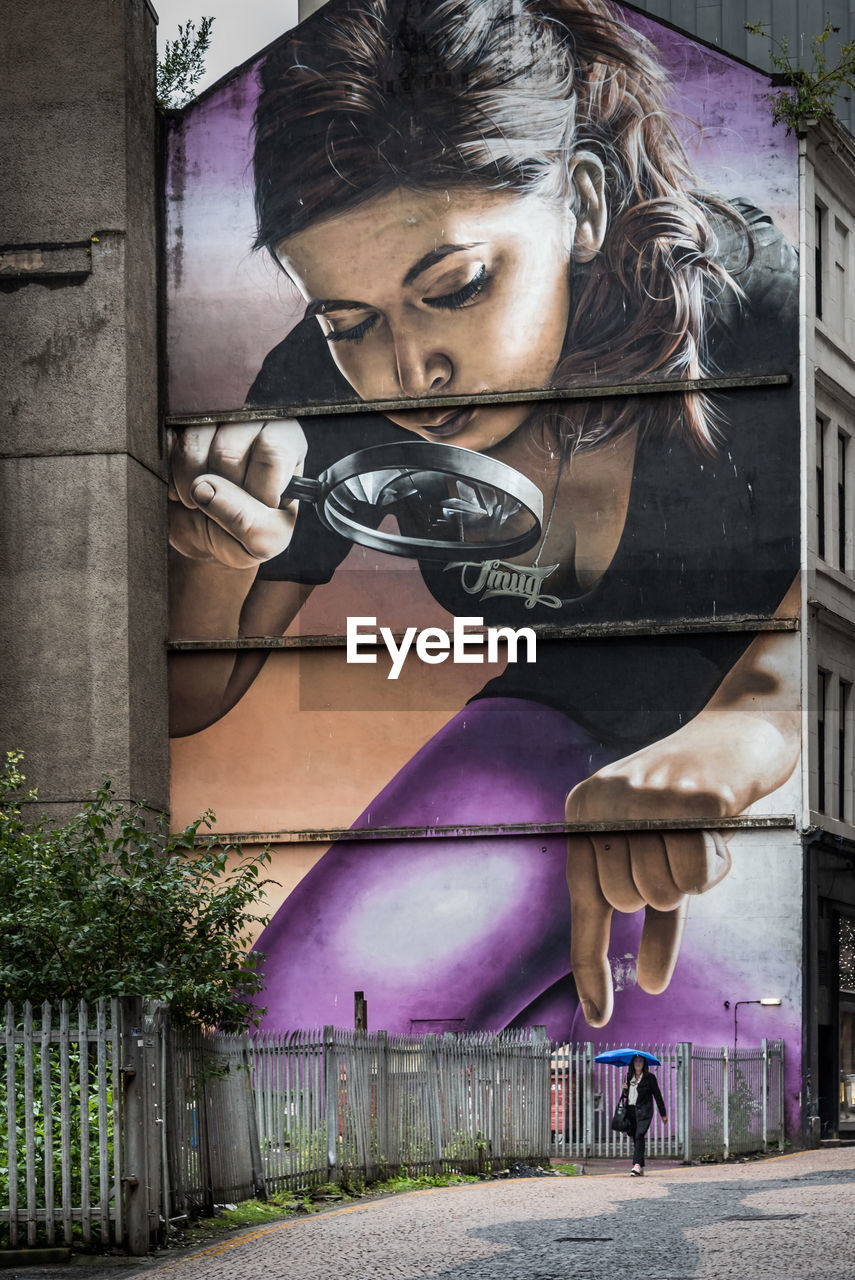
left=841, top=681, right=852, bottom=824
left=840, top=432, right=849, bottom=574
left=816, top=204, right=824, bottom=320
left=819, top=668, right=828, bottom=813
left=818, top=417, right=826, bottom=559
left=836, top=217, right=849, bottom=335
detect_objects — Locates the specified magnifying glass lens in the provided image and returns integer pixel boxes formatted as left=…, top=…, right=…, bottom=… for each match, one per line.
left=326, top=467, right=537, bottom=547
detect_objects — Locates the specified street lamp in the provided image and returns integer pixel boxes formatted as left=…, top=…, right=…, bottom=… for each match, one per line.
left=723, top=998, right=781, bottom=1047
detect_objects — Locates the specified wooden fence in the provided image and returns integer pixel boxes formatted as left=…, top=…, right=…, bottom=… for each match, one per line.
left=248, top=1026, right=552, bottom=1191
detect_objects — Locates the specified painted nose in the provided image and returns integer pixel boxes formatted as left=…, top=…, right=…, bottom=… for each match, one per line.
left=395, top=343, right=452, bottom=398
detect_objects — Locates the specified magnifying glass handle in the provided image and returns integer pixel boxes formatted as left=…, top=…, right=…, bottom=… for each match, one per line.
left=282, top=475, right=322, bottom=504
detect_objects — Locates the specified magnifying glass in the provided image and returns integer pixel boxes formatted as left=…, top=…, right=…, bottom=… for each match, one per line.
left=283, top=441, right=543, bottom=561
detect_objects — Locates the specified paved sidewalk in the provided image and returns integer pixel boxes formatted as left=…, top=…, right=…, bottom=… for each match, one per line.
left=5, top=1149, right=855, bottom=1280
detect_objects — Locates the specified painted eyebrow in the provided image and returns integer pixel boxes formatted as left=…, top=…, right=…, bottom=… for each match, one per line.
left=401, top=243, right=482, bottom=288
left=304, top=243, right=484, bottom=318
left=304, top=298, right=367, bottom=319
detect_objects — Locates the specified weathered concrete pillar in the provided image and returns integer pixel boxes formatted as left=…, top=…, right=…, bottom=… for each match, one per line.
left=0, top=0, right=167, bottom=818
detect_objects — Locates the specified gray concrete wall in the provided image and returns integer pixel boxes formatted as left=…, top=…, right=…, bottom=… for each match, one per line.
left=0, top=0, right=168, bottom=817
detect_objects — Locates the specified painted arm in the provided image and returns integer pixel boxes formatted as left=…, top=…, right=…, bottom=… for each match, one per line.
left=565, top=575, right=801, bottom=1027
left=167, top=421, right=313, bottom=737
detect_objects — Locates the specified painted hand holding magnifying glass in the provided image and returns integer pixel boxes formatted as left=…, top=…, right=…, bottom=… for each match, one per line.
left=168, top=420, right=543, bottom=564
left=167, top=421, right=308, bottom=568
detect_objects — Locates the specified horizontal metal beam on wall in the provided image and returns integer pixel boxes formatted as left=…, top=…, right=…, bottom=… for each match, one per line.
left=197, top=814, right=796, bottom=846
left=165, top=372, right=791, bottom=426
left=168, top=614, right=799, bottom=650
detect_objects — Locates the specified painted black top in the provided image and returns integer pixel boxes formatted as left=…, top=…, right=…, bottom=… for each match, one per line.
left=247, top=201, right=798, bottom=751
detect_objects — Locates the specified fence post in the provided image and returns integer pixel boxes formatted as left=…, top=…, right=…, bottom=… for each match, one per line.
left=142, top=1016, right=163, bottom=1246
left=354, top=992, right=367, bottom=1031
left=424, top=1034, right=443, bottom=1173
left=242, top=1044, right=267, bottom=1199
left=778, top=1040, right=785, bottom=1151
left=583, top=1043, right=595, bottom=1158
left=761, top=1038, right=768, bottom=1151
left=722, top=1046, right=730, bottom=1161
left=323, top=1026, right=339, bottom=1184
left=120, top=997, right=150, bottom=1257
left=532, top=1026, right=550, bottom=1162
left=680, top=1043, right=692, bottom=1164
left=376, top=1031, right=389, bottom=1177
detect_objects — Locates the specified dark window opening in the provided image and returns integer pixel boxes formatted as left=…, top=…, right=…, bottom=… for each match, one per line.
left=816, top=204, right=824, bottom=319
left=819, top=669, right=828, bottom=813
left=841, top=680, right=851, bottom=823
left=839, top=432, right=848, bottom=572
left=818, top=418, right=826, bottom=559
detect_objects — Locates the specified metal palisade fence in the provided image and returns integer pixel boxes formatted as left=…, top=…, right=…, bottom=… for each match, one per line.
left=551, top=1041, right=685, bottom=1160
left=159, top=1014, right=266, bottom=1219
left=550, top=1040, right=785, bottom=1161
left=249, top=1026, right=553, bottom=1190
left=1, top=1000, right=122, bottom=1249
left=690, top=1041, right=785, bottom=1159
left=1, top=1002, right=787, bottom=1257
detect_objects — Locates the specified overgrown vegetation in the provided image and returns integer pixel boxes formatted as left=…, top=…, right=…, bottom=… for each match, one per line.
left=746, top=18, right=855, bottom=132
left=157, top=16, right=214, bottom=109
left=0, top=751, right=272, bottom=1032
left=0, top=1045, right=114, bottom=1245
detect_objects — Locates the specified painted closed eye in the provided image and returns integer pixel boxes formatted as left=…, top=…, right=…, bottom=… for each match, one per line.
left=423, top=264, right=489, bottom=310
left=325, top=313, right=379, bottom=344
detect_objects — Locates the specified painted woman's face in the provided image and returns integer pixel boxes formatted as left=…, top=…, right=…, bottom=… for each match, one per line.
left=276, top=185, right=592, bottom=454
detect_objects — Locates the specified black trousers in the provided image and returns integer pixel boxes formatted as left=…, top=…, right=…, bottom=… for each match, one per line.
left=626, top=1105, right=650, bottom=1166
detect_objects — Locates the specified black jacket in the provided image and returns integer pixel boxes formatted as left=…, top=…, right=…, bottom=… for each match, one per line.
left=625, top=1073, right=667, bottom=1124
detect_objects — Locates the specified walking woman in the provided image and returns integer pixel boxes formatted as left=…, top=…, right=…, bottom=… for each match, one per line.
left=625, top=1055, right=667, bottom=1176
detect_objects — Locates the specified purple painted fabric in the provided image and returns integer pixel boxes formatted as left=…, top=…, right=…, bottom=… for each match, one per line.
left=254, top=696, right=800, bottom=1121
left=257, top=699, right=679, bottom=1037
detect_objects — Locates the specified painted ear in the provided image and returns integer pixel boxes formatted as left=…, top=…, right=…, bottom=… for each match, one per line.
left=568, top=152, right=608, bottom=262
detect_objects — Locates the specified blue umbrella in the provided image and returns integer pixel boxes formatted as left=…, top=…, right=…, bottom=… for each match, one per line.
left=594, top=1048, right=661, bottom=1067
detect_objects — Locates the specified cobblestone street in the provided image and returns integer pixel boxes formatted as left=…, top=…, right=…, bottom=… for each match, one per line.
left=13, top=1148, right=855, bottom=1280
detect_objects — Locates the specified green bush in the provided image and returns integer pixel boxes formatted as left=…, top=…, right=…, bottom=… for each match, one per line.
left=0, top=751, right=272, bottom=1031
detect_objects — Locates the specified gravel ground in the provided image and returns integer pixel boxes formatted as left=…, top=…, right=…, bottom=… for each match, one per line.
left=5, top=1148, right=855, bottom=1280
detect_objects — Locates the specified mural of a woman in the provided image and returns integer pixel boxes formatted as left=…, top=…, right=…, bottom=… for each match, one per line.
left=168, top=0, right=801, bottom=1040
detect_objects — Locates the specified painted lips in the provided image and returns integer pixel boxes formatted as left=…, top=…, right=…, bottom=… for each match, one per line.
left=396, top=407, right=476, bottom=439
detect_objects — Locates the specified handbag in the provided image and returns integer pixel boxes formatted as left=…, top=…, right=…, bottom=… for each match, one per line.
left=611, top=1091, right=632, bottom=1133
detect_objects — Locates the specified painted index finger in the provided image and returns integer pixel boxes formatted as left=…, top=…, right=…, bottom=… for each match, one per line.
left=566, top=834, right=614, bottom=1027
left=636, top=900, right=689, bottom=995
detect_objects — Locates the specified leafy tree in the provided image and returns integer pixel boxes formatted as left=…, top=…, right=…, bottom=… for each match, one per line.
left=0, top=751, right=271, bottom=1032
left=157, top=15, right=215, bottom=110
left=746, top=19, right=855, bottom=133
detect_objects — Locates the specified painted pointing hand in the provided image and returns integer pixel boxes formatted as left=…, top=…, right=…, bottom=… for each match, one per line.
left=562, top=716, right=760, bottom=1028
left=563, top=608, right=801, bottom=1028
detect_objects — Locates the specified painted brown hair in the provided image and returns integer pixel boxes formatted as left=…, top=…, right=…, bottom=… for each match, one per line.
left=253, top=0, right=745, bottom=452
